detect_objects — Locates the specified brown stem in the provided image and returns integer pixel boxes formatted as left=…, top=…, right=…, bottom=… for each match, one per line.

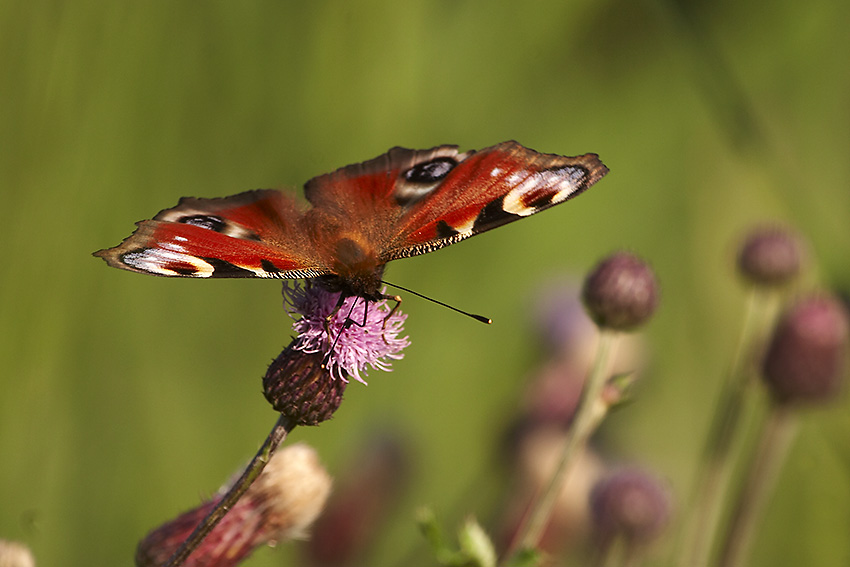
left=164, top=414, right=296, bottom=567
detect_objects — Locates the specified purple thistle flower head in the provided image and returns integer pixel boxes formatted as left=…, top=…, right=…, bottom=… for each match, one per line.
left=283, top=281, right=410, bottom=384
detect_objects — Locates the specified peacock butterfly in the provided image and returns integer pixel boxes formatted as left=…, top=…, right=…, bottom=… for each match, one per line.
left=94, top=141, right=608, bottom=300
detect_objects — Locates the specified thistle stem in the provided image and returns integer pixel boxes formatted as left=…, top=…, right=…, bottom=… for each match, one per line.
left=591, top=537, right=619, bottom=567
left=678, top=289, right=780, bottom=566
left=508, top=329, right=618, bottom=558
left=164, top=414, right=295, bottom=567
left=717, top=404, right=797, bottom=567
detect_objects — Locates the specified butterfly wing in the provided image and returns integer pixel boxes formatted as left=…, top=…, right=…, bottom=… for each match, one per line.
left=303, top=145, right=472, bottom=208
left=94, top=189, right=329, bottom=279
left=96, top=142, right=607, bottom=288
left=379, top=141, right=609, bottom=261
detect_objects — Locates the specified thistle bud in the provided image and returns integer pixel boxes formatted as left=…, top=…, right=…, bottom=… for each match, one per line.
left=582, top=252, right=659, bottom=331
left=263, top=347, right=347, bottom=426
left=737, top=226, right=805, bottom=287
left=589, top=467, right=671, bottom=548
left=762, top=295, right=849, bottom=405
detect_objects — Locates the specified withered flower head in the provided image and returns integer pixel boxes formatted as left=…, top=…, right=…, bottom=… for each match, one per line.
left=0, top=540, right=35, bottom=567
left=136, top=443, right=332, bottom=567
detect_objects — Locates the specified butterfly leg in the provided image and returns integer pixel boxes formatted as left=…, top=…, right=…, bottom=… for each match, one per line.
left=324, top=292, right=347, bottom=330
left=322, top=296, right=372, bottom=367
left=380, top=293, right=403, bottom=345
left=321, top=293, right=354, bottom=368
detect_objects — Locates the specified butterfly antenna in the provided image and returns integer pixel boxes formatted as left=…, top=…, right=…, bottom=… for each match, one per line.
left=382, top=280, right=492, bottom=324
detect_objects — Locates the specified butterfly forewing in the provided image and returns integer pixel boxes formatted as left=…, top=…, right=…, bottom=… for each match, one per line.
left=303, top=146, right=472, bottom=211
left=381, top=141, right=609, bottom=261
left=95, top=189, right=329, bottom=279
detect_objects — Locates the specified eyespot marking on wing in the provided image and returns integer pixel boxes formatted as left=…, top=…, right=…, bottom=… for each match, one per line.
left=166, top=212, right=261, bottom=241
left=404, top=157, right=457, bottom=183
left=395, top=157, right=459, bottom=207
left=179, top=214, right=227, bottom=232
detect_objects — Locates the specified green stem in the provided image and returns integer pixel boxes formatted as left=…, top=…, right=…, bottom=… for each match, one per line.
left=164, top=414, right=295, bottom=567
left=622, top=544, right=645, bottom=567
left=718, top=404, right=797, bottom=567
left=508, top=329, right=619, bottom=558
left=678, top=289, right=780, bottom=567
left=591, top=536, right=620, bottom=567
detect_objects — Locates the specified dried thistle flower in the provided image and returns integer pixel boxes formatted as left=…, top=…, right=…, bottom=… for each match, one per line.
left=136, top=443, right=332, bottom=567
left=0, top=540, right=35, bottom=567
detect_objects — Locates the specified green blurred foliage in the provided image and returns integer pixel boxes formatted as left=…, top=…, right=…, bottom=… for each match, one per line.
left=1, top=1, right=848, bottom=566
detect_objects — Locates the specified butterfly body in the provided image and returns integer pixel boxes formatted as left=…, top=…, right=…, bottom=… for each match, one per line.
left=95, top=141, right=608, bottom=300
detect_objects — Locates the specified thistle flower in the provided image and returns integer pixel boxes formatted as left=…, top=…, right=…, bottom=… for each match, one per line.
left=136, top=443, right=332, bottom=567
left=283, top=281, right=410, bottom=384
left=265, top=281, right=410, bottom=425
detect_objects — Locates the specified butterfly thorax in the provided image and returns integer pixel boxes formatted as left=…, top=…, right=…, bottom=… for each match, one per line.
left=317, top=236, right=385, bottom=300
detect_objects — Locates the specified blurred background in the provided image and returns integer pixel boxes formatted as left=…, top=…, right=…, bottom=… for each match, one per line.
left=2, top=1, right=849, bottom=566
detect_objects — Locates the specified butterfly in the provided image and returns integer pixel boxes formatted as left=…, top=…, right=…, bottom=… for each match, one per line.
left=94, top=141, right=608, bottom=301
